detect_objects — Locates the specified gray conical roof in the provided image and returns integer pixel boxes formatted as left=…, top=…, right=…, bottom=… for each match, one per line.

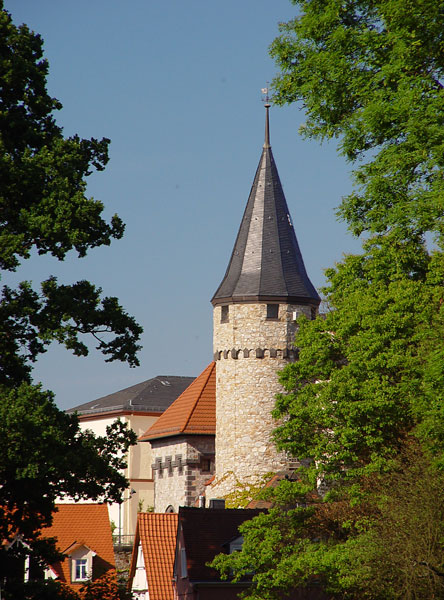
left=212, top=107, right=320, bottom=307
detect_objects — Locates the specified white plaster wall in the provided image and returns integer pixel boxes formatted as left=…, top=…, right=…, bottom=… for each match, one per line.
left=71, top=414, right=158, bottom=538
left=131, top=543, right=148, bottom=599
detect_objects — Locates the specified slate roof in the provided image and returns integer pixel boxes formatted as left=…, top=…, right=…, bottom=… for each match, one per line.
left=128, top=512, right=178, bottom=600
left=212, top=106, right=320, bottom=307
left=177, top=507, right=262, bottom=582
left=66, top=375, right=195, bottom=416
left=138, top=363, right=216, bottom=442
left=40, top=504, right=115, bottom=588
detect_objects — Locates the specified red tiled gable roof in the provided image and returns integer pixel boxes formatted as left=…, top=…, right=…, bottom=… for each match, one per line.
left=139, top=363, right=215, bottom=441
left=40, top=504, right=115, bottom=588
left=129, top=512, right=178, bottom=600
left=178, top=507, right=262, bottom=582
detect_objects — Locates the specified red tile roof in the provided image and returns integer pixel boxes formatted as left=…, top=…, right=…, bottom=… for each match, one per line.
left=139, top=363, right=215, bottom=441
left=129, top=513, right=178, bottom=600
left=40, top=504, right=115, bottom=588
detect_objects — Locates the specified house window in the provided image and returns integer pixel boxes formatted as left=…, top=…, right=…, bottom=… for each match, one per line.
left=74, top=559, right=88, bottom=581
left=180, top=548, right=188, bottom=578
left=266, top=304, right=279, bottom=319
left=229, top=535, right=244, bottom=553
left=221, top=305, right=229, bottom=323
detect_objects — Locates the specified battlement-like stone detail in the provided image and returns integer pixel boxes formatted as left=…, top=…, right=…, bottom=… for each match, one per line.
left=213, top=347, right=298, bottom=361
left=211, top=302, right=314, bottom=498
left=149, top=436, right=215, bottom=512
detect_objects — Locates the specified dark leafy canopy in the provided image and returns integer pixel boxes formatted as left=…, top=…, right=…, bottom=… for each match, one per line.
left=212, top=1, right=444, bottom=599
left=0, top=385, right=136, bottom=539
left=0, top=7, right=123, bottom=270
left=0, top=383, right=137, bottom=583
left=0, top=3, right=142, bottom=384
left=0, top=3, right=141, bottom=595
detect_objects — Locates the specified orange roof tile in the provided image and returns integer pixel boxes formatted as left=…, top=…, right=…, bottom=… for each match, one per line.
left=41, top=504, right=115, bottom=588
left=139, top=363, right=215, bottom=441
left=129, top=513, right=178, bottom=600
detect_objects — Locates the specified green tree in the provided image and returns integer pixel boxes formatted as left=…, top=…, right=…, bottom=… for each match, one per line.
left=269, top=0, right=444, bottom=487
left=212, top=1, right=444, bottom=598
left=0, top=2, right=141, bottom=596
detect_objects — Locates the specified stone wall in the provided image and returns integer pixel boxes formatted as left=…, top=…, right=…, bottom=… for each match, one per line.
left=211, top=302, right=312, bottom=497
left=150, top=436, right=215, bottom=512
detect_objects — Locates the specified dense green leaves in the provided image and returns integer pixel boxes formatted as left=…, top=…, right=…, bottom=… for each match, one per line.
left=0, top=7, right=124, bottom=271
left=0, top=3, right=141, bottom=596
left=271, top=0, right=444, bottom=245
left=0, top=384, right=136, bottom=539
left=0, top=3, right=142, bottom=370
left=0, top=278, right=142, bottom=386
left=213, top=1, right=444, bottom=598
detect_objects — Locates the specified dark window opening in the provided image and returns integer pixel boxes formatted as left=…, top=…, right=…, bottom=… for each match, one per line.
left=311, top=307, right=317, bottom=320
left=266, top=304, right=279, bottom=319
left=221, top=305, right=229, bottom=323
left=201, top=459, right=211, bottom=472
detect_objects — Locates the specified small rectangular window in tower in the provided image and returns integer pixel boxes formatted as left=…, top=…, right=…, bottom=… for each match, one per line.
left=221, top=305, right=229, bottom=323
left=201, top=458, right=211, bottom=472
left=266, top=304, right=279, bottom=319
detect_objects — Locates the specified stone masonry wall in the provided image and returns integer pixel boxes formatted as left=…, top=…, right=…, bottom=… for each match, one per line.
left=211, top=302, right=313, bottom=498
left=150, top=436, right=215, bottom=512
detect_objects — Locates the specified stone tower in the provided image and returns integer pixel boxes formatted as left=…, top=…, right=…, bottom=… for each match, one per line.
left=211, top=104, right=320, bottom=496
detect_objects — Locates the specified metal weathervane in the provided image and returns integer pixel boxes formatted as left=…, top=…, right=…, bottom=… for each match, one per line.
left=261, top=85, right=270, bottom=104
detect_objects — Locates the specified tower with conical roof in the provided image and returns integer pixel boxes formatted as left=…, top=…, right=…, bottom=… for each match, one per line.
left=211, top=102, right=320, bottom=495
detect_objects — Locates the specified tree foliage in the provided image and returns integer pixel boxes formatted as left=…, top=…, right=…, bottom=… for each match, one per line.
left=0, top=3, right=141, bottom=596
left=78, top=570, right=133, bottom=600
left=271, top=0, right=444, bottom=245
left=212, top=1, right=444, bottom=598
left=0, top=3, right=142, bottom=383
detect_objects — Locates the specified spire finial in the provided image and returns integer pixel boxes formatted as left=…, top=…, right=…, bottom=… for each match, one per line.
left=261, top=85, right=271, bottom=148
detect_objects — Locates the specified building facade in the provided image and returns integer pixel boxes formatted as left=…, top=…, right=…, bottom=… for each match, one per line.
left=66, top=375, right=194, bottom=537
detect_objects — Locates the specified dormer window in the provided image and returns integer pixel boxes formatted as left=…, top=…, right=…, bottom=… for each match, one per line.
left=221, top=305, right=229, bottom=323
left=75, top=559, right=88, bottom=581
left=266, top=304, right=279, bottom=319
left=69, top=544, right=96, bottom=583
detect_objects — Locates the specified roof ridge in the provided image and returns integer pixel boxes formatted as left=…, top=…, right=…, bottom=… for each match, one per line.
left=138, top=362, right=216, bottom=441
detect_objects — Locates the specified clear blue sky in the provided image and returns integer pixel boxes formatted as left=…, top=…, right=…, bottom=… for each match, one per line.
left=4, top=1, right=361, bottom=411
